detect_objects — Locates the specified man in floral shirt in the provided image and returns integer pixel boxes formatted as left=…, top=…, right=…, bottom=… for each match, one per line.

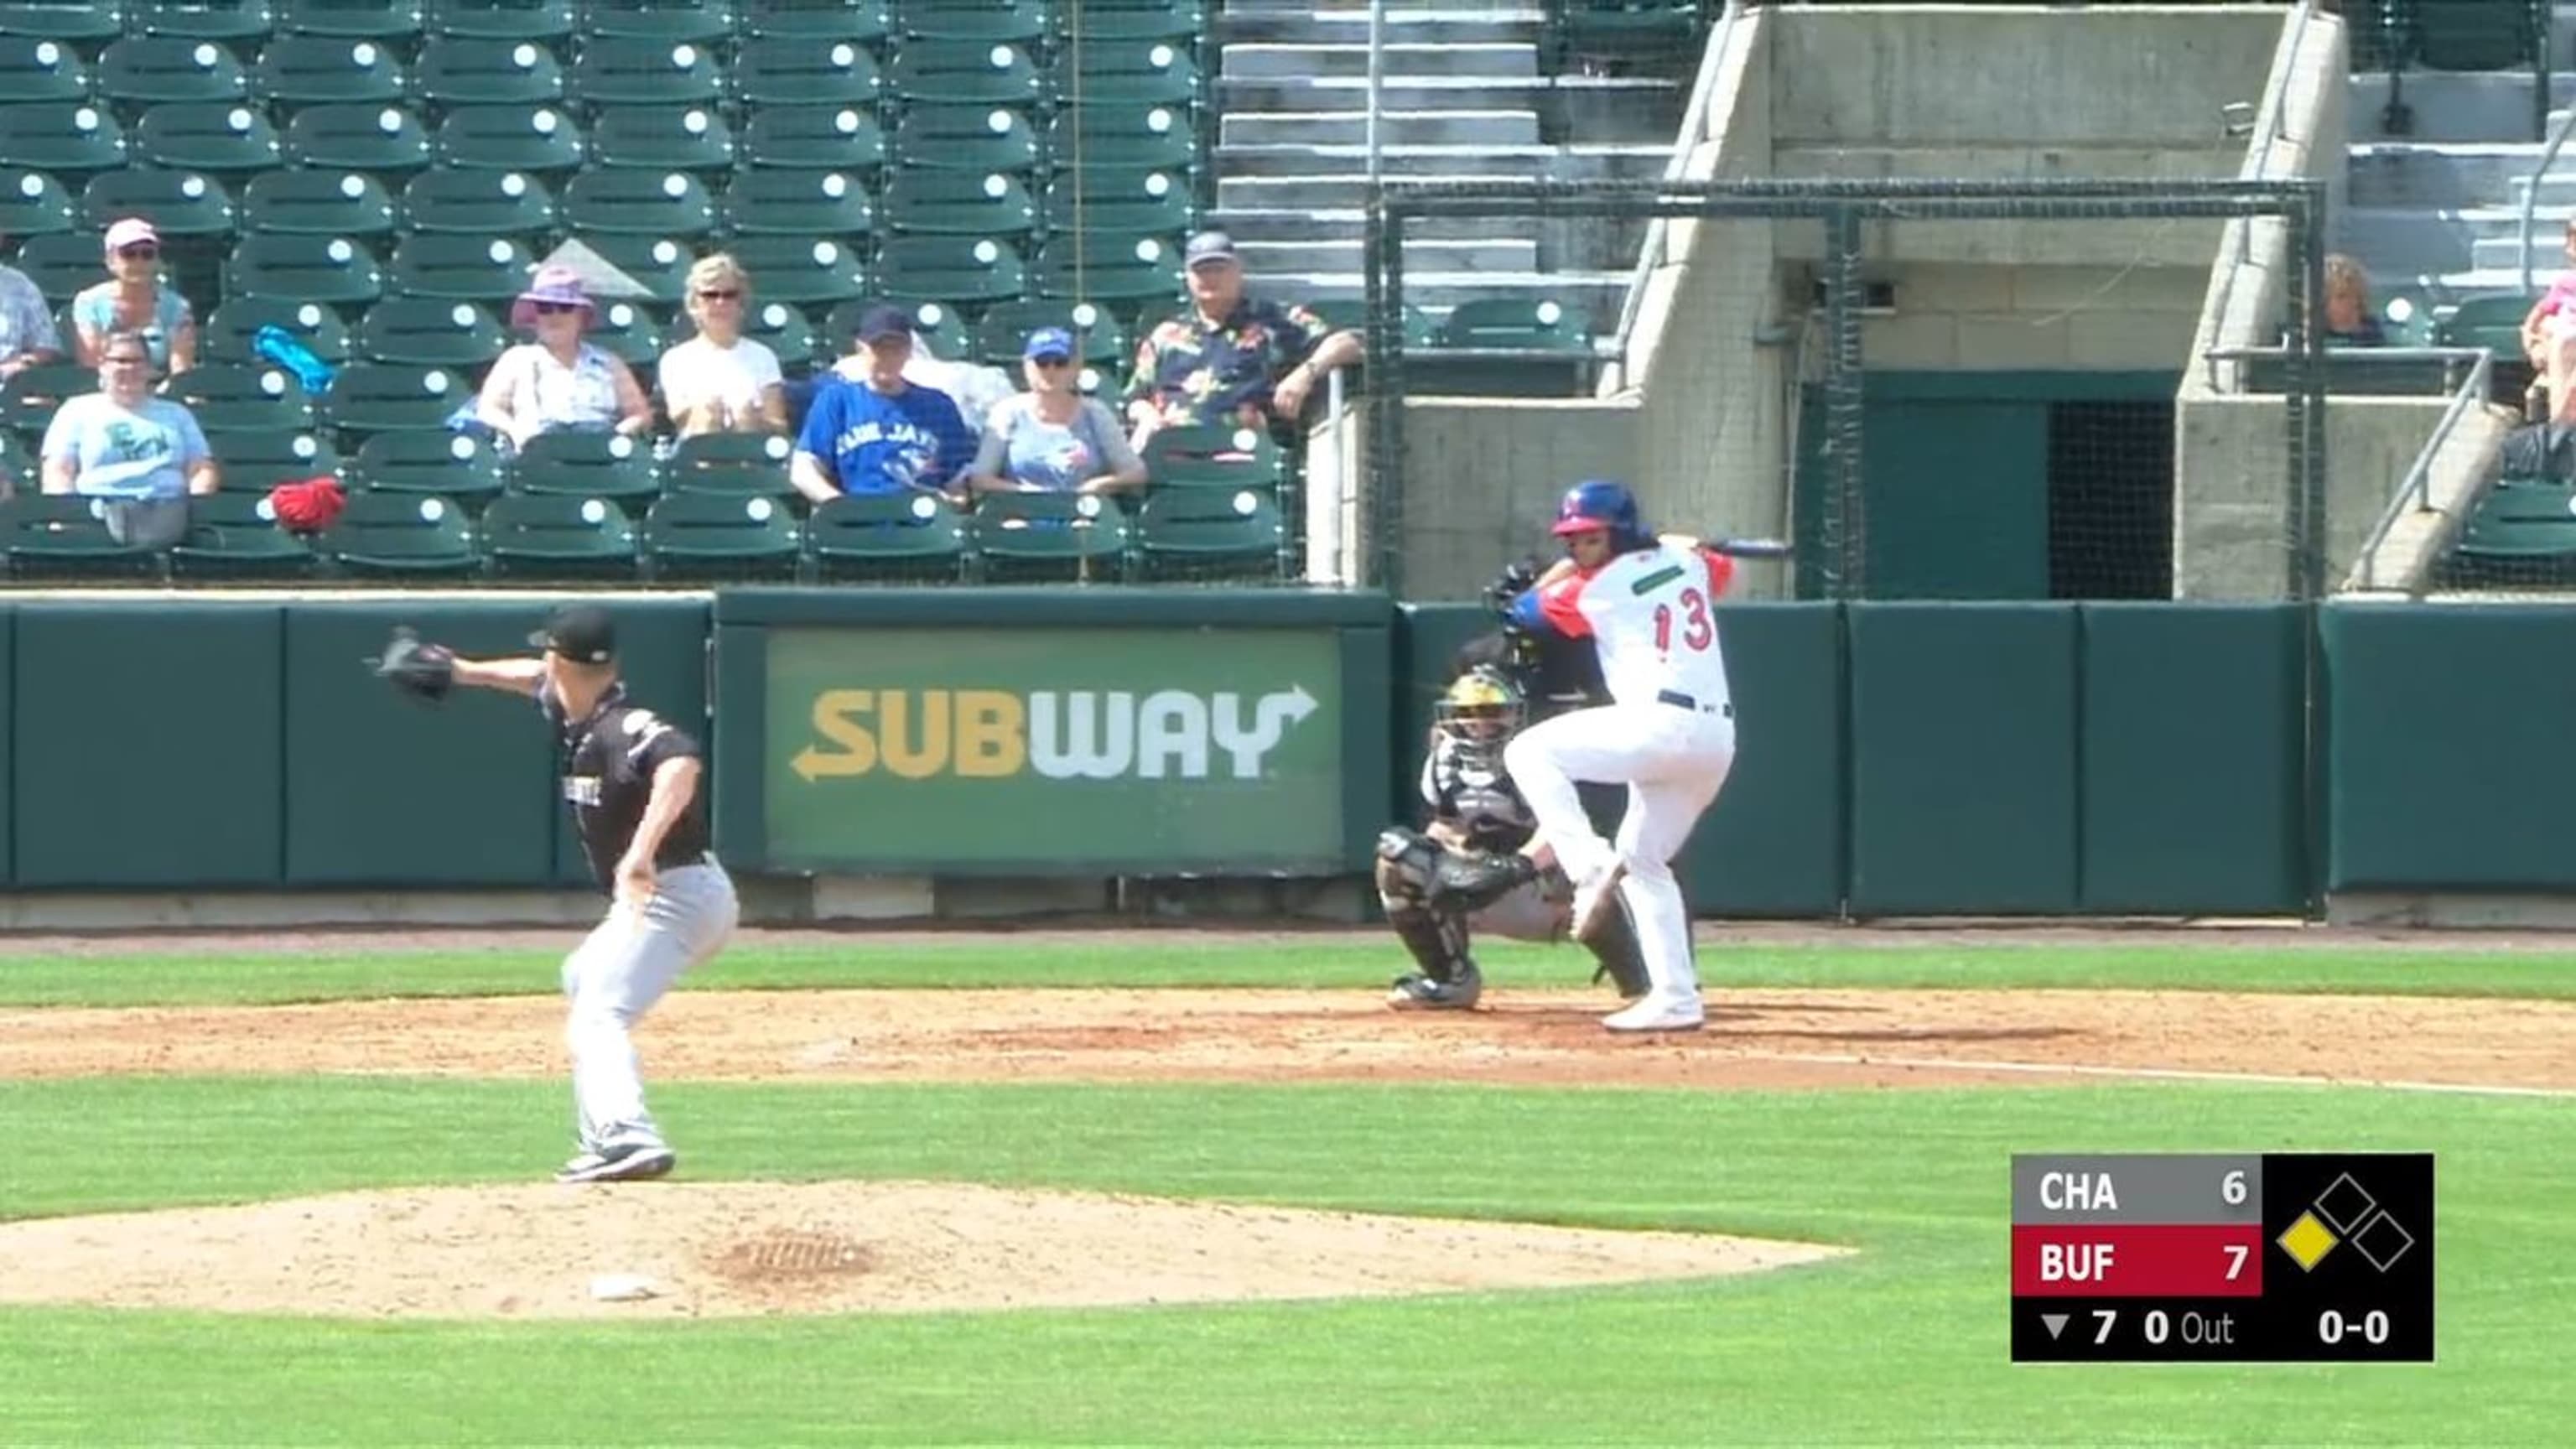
left=1123, top=231, right=1363, bottom=447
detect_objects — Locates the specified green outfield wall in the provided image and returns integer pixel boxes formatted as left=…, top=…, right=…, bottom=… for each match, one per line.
left=0, top=592, right=2551, bottom=915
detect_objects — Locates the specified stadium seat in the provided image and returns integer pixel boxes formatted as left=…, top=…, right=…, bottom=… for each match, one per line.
left=2436, top=292, right=2533, bottom=351
left=1549, top=0, right=1712, bottom=70
left=241, top=168, right=397, bottom=237
left=0, top=360, right=90, bottom=434
left=0, top=494, right=159, bottom=581
left=396, top=165, right=558, bottom=236
left=249, top=34, right=412, bottom=104
left=415, top=36, right=564, bottom=107
left=423, top=0, right=572, bottom=40
left=715, top=167, right=875, bottom=238
left=667, top=299, right=820, bottom=373
left=0, top=35, right=96, bottom=105
left=720, top=236, right=870, bottom=308
left=80, top=167, right=236, bottom=236
left=887, top=39, right=1042, bottom=108
left=507, top=429, right=660, bottom=507
left=567, top=35, right=724, bottom=110
left=199, top=423, right=341, bottom=491
left=169, top=491, right=321, bottom=579
left=657, top=430, right=797, bottom=499
left=8, top=232, right=111, bottom=304
left=2477, top=476, right=2576, bottom=521
left=1032, top=233, right=1179, bottom=304
left=588, top=104, right=736, bottom=173
left=828, top=295, right=963, bottom=356
left=892, top=105, right=1039, bottom=175
left=273, top=0, right=425, bottom=40
left=200, top=296, right=354, bottom=362
left=882, top=168, right=1036, bottom=238
left=972, top=299, right=1129, bottom=368
left=741, top=0, right=886, bottom=44
left=2416, top=0, right=2542, bottom=70
left=169, top=361, right=320, bottom=431
left=225, top=232, right=386, bottom=309
left=583, top=0, right=734, bottom=42
left=132, top=101, right=284, bottom=173
left=1047, top=106, right=1201, bottom=179
left=1130, top=487, right=1285, bottom=582
left=1059, top=0, right=1203, bottom=45
left=354, top=296, right=507, bottom=366
left=431, top=102, right=584, bottom=174
left=875, top=235, right=1025, bottom=307
left=1140, top=422, right=1281, bottom=491
left=564, top=232, right=693, bottom=302
left=1436, top=296, right=1592, bottom=353
left=1041, top=168, right=1193, bottom=242
left=96, top=36, right=251, bottom=107
left=348, top=427, right=505, bottom=504
left=805, top=491, right=967, bottom=584
left=127, top=0, right=275, bottom=41
left=642, top=491, right=801, bottom=583
left=319, top=488, right=481, bottom=577
left=969, top=491, right=1128, bottom=584
left=740, top=106, right=886, bottom=173
left=1050, top=43, right=1203, bottom=110
left=732, top=34, right=880, bottom=108
left=0, top=102, right=129, bottom=175
left=0, top=0, right=125, bottom=44
left=579, top=297, right=666, bottom=366
left=0, top=169, right=80, bottom=240
left=892, top=0, right=1046, bottom=44
left=0, top=428, right=34, bottom=495
left=479, top=488, right=640, bottom=579
left=283, top=101, right=434, bottom=174
left=323, top=359, right=470, bottom=432
left=562, top=168, right=716, bottom=236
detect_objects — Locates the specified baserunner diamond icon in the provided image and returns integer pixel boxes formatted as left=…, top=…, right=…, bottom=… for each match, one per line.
left=2277, top=1209, right=2338, bottom=1270
left=2351, top=1209, right=2416, bottom=1271
left=2314, top=1172, right=2377, bottom=1234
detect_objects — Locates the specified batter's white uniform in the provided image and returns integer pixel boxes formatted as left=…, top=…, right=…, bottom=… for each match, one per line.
left=1504, top=541, right=1737, bottom=1019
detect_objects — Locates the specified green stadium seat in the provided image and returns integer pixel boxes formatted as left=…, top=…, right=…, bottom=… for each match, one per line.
left=567, top=35, right=724, bottom=109
left=226, top=232, right=386, bottom=309
left=0, top=169, right=80, bottom=240
left=416, top=36, right=565, bottom=106
left=2377, top=288, right=2435, bottom=349
left=1140, top=422, right=1280, bottom=491
left=875, top=235, right=1024, bottom=308
left=566, top=232, right=693, bottom=302
left=273, top=0, right=425, bottom=40
left=424, top=0, right=571, bottom=40
left=1032, top=233, right=1179, bottom=304
left=1048, top=106, right=1200, bottom=177
left=562, top=168, right=716, bottom=236
left=969, top=491, right=1128, bottom=584
left=2435, top=292, right=2535, bottom=351
left=732, top=34, right=880, bottom=108
left=1436, top=296, right=1592, bottom=352
left=249, top=34, right=411, bottom=104
left=882, top=167, right=1036, bottom=238
left=324, top=360, right=470, bottom=432
left=200, top=297, right=353, bottom=363
left=2417, top=0, right=2541, bottom=70
left=584, top=0, right=734, bottom=41
left=1, top=494, right=160, bottom=581
left=0, top=36, right=96, bottom=104
left=715, top=167, right=875, bottom=239
left=805, top=490, right=966, bottom=584
left=0, top=1, right=125, bottom=44
left=396, top=165, right=558, bottom=236
left=0, top=429, right=36, bottom=496
left=80, top=167, right=236, bottom=236
left=887, top=39, right=1042, bottom=107
left=642, top=490, right=801, bottom=583
left=893, top=0, right=1045, bottom=44
left=893, top=104, right=1038, bottom=174
left=2478, top=478, right=2576, bottom=522
left=128, top=0, right=275, bottom=41
left=132, top=101, right=283, bottom=173
left=319, top=488, right=481, bottom=577
left=720, top=235, right=870, bottom=308
left=431, top=102, right=584, bottom=173
left=9, top=232, right=111, bottom=304
left=479, top=488, right=640, bottom=579
left=1050, top=43, right=1203, bottom=109
left=349, top=426, right=504, bottom=502
left=972, top=299, right=1130, bottom=368
left=579, top=297, right=667, bottom=367
left=824, top=295, right=963, bottom=356
left=388, top=232, right=534, bottom=307
left=1041, top=168, right=1192, bottom=242
left=507, top=428, right=660, bottom=506
left=97, top=36, right=251, bottom=106
left=200, top=424, right=341, bottom=491
left=1549, top=0, right=1711, bottom=70
left=740, top=105, right=886, bottom=172
left=742, top=0, right=886, bottom=44
left=589, top=104, right=736, bottom=173
left=1059, top=0, right=1202, bottom=45
left=283, top=101, right=434, bottom=173
left=169, top=361, right=320, bottom=431
left=355, top=296, right=507, bottom=366
left=242, top=168, right=397, bottom=238
left=169, top=491, right=321, bottom=579
left=657, top=429, right=797, bottom=499
left=1131, top=487, right=1285, bottom=582
left=0, top=360, right=90, bottom=434
left=0, top=103, right=129, bottom=175
left=669, top=299, right=821, bottom=373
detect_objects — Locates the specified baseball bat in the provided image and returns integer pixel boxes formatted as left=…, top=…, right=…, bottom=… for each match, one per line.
left=1704, top=538, right=1793, bottom=559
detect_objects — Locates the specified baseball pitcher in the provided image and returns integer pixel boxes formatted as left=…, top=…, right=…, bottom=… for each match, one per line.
left=1377, top=664, right=1649, bottom=1010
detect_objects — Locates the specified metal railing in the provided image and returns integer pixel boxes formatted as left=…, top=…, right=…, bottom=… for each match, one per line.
left=2516, top=101, right=2576, bottom=292
left=1602, top=0, right=1746, bottom=366
left=2199, top=343, right=2490, bottom=391
left=2350, top=346, right=2497, bottom=592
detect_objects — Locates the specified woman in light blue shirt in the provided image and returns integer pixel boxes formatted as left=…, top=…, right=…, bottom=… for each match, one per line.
left=39, top=328, right=218, bottom=548
left=964, top=328, right=1147, bottom=496
left=70, top=217, right=197, bottom=377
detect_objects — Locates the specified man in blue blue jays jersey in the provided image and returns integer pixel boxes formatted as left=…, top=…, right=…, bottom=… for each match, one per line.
left=790, top=304, right=974, bottom=501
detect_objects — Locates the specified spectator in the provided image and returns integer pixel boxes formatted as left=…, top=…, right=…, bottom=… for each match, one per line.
left=658, top=252, right=787, bottom=438
left=791, top=304, right=974, bottom=503
left=965, top=327, right=1148, bottom=497
left=2323, top=253, right=2385, bottom=346
left=2523, top=221, right=2576, bottom=422
left=0, top=236, right=61, bottom=382
left=1124, top=230, right=1362, bottom=447
left=475, top=266, right=656, bottom=449
left=70, top=218, right=195, bottom=377
left=39, top=327, right=218, bottom=548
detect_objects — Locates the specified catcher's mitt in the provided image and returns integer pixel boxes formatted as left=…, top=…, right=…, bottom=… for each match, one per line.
left=368, top=626, right=455, bottom=705
left=1426, top=848, right=1540, bottom=913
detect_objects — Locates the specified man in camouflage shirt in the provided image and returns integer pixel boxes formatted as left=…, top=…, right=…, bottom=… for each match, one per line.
left=1123, top=231, right=1363, bottom=446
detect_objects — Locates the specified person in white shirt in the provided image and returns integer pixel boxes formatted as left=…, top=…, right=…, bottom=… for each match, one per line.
left=656, top=253, right=787, bottom=438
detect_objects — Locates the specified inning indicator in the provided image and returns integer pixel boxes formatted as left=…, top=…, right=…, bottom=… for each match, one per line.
left=2010, top=1153, right=2433, bottom=1363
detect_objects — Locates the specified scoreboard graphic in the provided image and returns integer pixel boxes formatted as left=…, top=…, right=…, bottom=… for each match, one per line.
left=2010, top=1153, right=2434, bottom=1363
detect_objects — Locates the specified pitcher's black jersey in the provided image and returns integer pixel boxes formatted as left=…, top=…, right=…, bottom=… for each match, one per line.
left=540, top=682, right=710, bottom=891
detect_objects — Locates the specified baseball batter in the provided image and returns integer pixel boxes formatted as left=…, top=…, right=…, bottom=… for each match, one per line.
left=373, top=605, right=740, bottom=1182
left=1478, top=479, right=1739, bottom=1032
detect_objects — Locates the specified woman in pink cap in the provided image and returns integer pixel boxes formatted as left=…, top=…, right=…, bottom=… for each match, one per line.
left=70, top=217, right=196, bottom=377
left=474, top=265, right=654, bottom=449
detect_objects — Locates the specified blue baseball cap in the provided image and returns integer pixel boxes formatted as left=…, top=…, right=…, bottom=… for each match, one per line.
left=1023, top=326, right=1075, bottom=362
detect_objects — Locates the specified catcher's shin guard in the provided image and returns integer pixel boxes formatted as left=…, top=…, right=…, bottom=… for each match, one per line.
left=1579, top=892, right=1652, bottom=1000
left=1387, top=901, right=1474, bottom=986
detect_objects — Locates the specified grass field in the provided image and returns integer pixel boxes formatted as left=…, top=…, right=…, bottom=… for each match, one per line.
left=2, top=935, right=2570, bottom=1446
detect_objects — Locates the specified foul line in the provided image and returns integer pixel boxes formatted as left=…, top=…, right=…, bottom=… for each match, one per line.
left=1737, top=1049, right=2576, bottom=1100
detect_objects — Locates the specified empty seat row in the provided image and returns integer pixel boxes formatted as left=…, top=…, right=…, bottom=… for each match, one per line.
left=0, top=0, right=1208, bottom=49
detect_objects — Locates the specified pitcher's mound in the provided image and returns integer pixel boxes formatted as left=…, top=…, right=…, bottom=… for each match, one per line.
left=0, top=1180, right=1850, bottom=1320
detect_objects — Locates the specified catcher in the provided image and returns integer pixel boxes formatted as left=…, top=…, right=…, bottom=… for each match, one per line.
left=1378, top=664, right=1649, bottom=1010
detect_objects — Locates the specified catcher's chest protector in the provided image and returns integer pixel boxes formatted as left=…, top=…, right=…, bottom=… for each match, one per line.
left=1430, top=736, right=1537, bottom=853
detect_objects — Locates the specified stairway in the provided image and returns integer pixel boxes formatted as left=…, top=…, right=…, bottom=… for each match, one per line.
left=1208, top=1, right=1686, bottom=331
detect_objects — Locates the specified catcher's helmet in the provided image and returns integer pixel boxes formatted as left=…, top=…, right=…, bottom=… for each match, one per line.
left=1436, top=665, right=1524, bottom=750
left=1550, top=478, right=1649, bottom=550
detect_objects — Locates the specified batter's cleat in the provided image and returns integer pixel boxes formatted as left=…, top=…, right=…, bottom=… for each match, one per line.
left=1602, top=993, right=1705, bottom=1033
left=555, top=1142, right=678, bottom=1184
left=1570, top=859, right=1628, bottom=941
left=1387, top=965, right=1483, bottom=1010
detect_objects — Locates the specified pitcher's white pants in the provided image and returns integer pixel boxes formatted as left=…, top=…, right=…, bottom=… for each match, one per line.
left=1503, top=704, right=1735, bottom=1002
left=560, top=861, right=740, bottom=1153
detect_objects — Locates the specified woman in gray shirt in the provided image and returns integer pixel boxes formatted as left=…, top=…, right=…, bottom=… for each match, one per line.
left=964, top=328, right=1148, bottom=496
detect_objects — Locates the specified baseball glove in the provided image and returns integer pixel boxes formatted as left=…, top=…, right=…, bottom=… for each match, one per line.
left=1427, top=848, right=1540, bottom=913
left=368, top=626, right=455, bottom=705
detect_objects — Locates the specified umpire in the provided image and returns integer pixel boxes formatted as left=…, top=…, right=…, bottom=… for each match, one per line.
left=374, top=604, right=740, bottom=1184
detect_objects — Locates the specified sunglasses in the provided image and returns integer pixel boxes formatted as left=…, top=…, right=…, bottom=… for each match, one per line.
left=533, top=301, right=582, bottom=315
left=694, top=288, right=741, bottom=302
left=115, top=243, right=158, bottom=260
left=1031, top=354, right=1072, bottom=367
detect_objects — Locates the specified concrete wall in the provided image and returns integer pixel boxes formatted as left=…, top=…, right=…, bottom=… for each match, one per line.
left=1380, top=397, right=1643, bottom=600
